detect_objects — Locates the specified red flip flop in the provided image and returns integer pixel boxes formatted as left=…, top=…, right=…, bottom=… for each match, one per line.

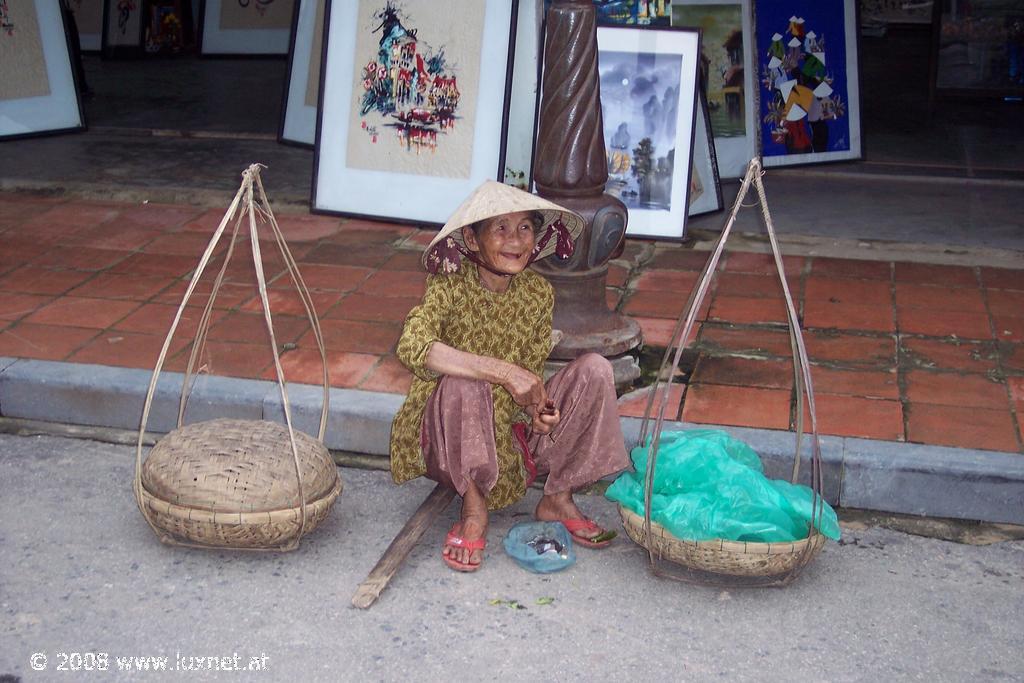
left=442, top=524, right=487, bottom=572
left=560, top=518, right=615, bottom=549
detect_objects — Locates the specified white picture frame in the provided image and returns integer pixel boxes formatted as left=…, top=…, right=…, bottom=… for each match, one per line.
left=672, top=0, right=758, bottom=179
left=0, top=0, right=85, bottom=140
left=279, top=0, right=324, bottom=146
left=199, top=0, right=294, bottom=55
left=597, top=25, right=702, bottom=240
left=313, top=0, right=518, bottom=225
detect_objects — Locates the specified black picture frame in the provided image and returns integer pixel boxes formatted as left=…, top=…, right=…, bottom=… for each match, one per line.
left=101, top=0, right=145, bottom=57
left=689, top=84, right=725, bottom=217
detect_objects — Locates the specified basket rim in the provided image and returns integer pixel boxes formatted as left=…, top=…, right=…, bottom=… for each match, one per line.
left=139, top=476, right=342, bottom=524
left=618, top=504, right=824, bottom=555
left=142, top=418, right=337, bottom=512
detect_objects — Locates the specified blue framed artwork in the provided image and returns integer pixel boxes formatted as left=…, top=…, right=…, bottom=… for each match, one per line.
left=754, top=0, right=862, bottom=167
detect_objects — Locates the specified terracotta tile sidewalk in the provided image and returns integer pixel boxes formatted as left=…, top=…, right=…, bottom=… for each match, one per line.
left=1, top=193, right=1022, bottom=454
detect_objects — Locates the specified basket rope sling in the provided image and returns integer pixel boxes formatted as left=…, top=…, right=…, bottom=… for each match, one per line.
left=133, top=164, right=341, bottom=552
left=623, top=158, right=827, bottom=587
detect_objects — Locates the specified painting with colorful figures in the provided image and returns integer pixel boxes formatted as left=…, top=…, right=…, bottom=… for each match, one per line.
left=313, top=0, right=517, bottom=224
left=754, top=0, right=861, bottom=166
left=344, top=0, right=483, bottom=178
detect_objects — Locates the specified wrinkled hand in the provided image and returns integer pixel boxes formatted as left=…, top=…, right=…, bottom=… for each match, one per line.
left=501, top=363, right=547, bottom=409
left=530, top=403, right=560, bottom=436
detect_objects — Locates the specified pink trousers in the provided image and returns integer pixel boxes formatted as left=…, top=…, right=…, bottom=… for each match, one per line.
left=420, top=353, right=629, bottom=497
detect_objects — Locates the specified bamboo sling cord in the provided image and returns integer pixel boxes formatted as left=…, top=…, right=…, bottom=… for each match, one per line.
left=635, top=158, right=825, bottom=586
left=134, top=164, right=330, bottom=551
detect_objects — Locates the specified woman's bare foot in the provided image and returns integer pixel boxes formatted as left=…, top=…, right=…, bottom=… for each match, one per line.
left=443, top=481, right=489, bottom=568
left=535, top=491, right=603, bottom=542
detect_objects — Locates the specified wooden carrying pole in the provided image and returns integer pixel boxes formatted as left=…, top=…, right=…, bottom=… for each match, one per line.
left=351, top=483, right=456, bottom=609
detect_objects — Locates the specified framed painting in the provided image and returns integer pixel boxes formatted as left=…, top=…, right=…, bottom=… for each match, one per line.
left=688, top=86, right=724, bottom=216
left=312, top=0, right=519, bottom=225
left=671, top=0, right=758, bottom=178
left=279, top=0, right=324, bottom=146
left=199, top=0, right=295, bottom=55
left=754, top=0, right=863, bottom=167
left=102, top=0, right=144, bottom=56
left=69, top=0, right=104, bottom=50
left=592, top=1, right=672, bottom=26
left=931, top=0, right=1024, bottom=99
left=596, top=25, right=702, bottom=240
left=0, top=0, right=85, bottom=140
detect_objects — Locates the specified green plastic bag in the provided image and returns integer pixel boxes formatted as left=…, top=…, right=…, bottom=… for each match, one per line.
left=606, top=429, right=840, bottom=543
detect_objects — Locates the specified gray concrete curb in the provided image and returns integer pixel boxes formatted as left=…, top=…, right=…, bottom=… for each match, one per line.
left=1, top=357, right=1021, bottom=525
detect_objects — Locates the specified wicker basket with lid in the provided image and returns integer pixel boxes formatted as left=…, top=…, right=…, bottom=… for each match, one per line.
left=134, top=165, right=341, bottom=551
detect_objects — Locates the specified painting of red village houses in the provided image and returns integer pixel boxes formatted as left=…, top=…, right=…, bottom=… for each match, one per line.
left=345, top=0, right=485, bottom=179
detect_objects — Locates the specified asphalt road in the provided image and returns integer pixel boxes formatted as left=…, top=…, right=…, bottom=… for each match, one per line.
left=1, top=433, right=1022, bottom=681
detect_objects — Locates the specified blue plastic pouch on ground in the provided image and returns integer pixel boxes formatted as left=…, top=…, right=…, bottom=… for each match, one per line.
left=503, top=521, right=576, bottom=573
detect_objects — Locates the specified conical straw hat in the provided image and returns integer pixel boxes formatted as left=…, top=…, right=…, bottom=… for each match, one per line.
left=421, top=180, right=584, bottom=270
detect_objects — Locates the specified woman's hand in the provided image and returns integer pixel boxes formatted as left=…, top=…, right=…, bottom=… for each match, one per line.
left=500, top=363, right=547, bottom=409
left=530, top=402, right=560, bottom=436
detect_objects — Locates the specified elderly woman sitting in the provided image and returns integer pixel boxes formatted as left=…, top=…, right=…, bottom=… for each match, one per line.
left=389, top=181, right=629, bottom=572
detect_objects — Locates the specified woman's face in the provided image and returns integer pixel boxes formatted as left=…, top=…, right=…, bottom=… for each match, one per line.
left=462, top=211, right=538, bottom=277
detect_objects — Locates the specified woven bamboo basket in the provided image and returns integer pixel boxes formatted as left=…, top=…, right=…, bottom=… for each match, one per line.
left=626, top=159, right=828, bottom=586
left=619, top=508, right=826, bottom=578
left=133, top=165, right=340, bottom=551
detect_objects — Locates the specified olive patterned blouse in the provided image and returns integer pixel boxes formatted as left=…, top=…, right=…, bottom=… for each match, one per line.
left=389, top=264, right=554, bottom=510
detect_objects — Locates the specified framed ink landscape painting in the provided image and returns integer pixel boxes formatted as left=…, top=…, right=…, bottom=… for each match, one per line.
left=0, top=0, right=85, bottom=140
left=754, top=0, right=862, bottom=167
left=313, top=0, right=518, bottom=225
left=596, top=25, right=701, bottom=240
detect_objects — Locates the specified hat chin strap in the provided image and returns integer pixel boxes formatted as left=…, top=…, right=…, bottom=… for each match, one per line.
left=455, top=243, right=514, bottom=278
